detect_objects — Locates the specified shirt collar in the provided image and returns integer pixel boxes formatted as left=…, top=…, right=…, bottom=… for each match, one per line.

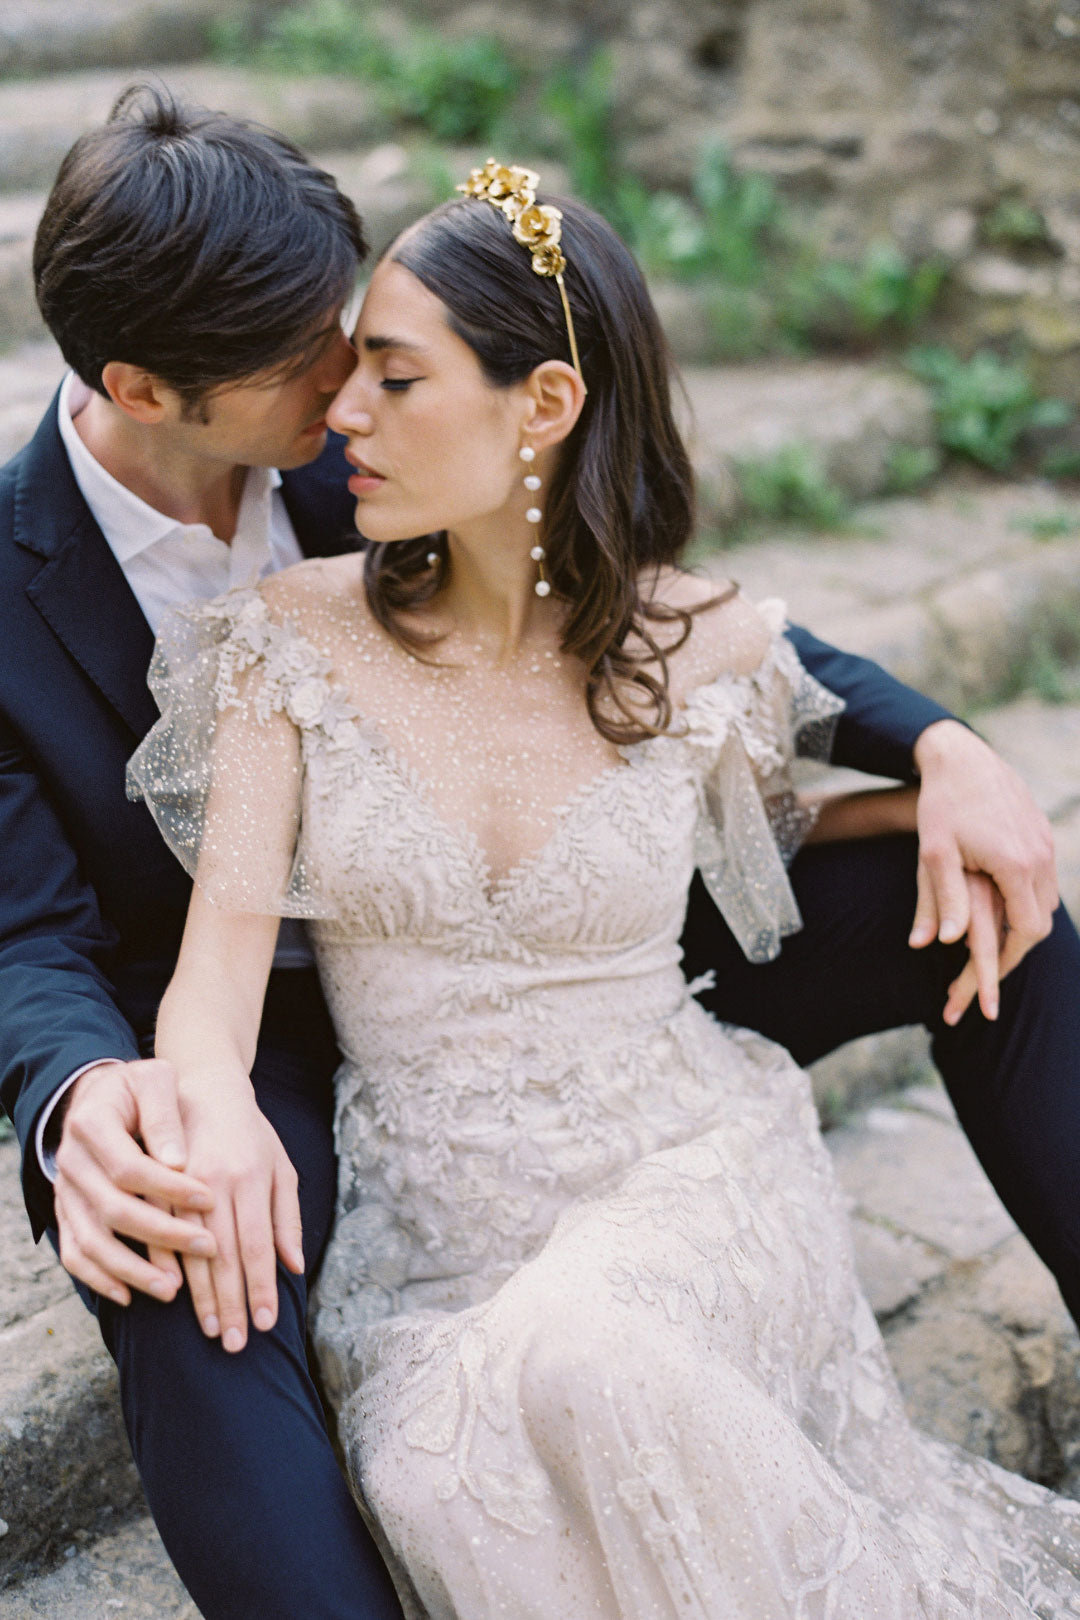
left=57, top=371, right=283, bottom=565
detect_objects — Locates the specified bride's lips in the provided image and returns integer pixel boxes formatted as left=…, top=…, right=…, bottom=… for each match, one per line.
left=346, top=454, right=386, bottom=495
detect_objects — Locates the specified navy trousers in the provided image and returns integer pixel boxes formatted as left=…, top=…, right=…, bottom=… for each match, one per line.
left=81, top=834, right=1080, bottom=1616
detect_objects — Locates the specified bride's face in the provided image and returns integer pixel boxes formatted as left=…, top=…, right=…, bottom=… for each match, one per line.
left=327, top=258, right=529, bottom=542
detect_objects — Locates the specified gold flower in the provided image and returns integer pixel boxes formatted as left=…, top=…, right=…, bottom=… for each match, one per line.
left=512, top=203, right=563, bottom=249
left=530, top=241, right=567, bottom=278
left=457, top=159, right=537, bottom=215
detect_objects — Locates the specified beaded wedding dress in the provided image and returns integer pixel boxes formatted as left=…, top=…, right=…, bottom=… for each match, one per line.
left=130, top=566, right=1080, bottom=1620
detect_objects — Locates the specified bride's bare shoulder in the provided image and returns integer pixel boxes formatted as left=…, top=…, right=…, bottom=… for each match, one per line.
left=643, top=567, right=773, bottom=686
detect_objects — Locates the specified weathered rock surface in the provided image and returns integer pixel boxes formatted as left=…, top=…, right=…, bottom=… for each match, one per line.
left=682, top=361, right=937, bottom=505
left=833, top=1084, right=1080, bottom=1497
left=0, top=0, right=286, bottom=79
left=0, top=67, right=385, bottom=195
left=0, top=1142, right=141, bottom=1583
left=0, top=1, right=1077, bottom=384
left=0, top=1514, right=195, bottom=1617
left=727, top=483, right=1080, bottom=714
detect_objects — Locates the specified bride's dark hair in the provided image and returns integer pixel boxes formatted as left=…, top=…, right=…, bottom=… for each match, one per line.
left=364, top=191, right=708, bottom=744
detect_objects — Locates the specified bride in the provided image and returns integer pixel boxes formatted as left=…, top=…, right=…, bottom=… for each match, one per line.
left=131, top=162, right=1080, bottom=1617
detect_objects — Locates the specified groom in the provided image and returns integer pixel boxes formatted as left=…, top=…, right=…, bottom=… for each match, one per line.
left=1, top=85, right=1077, bottom=1620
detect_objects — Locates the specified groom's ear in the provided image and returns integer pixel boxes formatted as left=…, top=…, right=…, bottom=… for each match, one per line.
left=100, top=361, right=176, bottom=425
left=520, top=360, right=585, bottom=452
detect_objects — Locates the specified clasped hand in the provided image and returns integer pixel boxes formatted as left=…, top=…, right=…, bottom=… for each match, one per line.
left=910, top=720, right=1058, bottom=1023
left=55, top=1057, right=303, bottom=1351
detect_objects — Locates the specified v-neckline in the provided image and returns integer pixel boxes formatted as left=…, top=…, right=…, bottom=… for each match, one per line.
left=352, top=715, right=640, bottom=911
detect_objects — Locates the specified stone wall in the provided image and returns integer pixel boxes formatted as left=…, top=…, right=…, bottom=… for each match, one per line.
left=384, top=0, right=1080, bottom=392
left=3, top=2, right=1077, bottom=386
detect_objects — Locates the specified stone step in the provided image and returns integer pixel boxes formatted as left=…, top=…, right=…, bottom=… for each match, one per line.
left=0, top=1142, right=142, bottom=1583
left=0, top=1, right=287, bottom=80
left=0, top=65, right=388, bottom=196
left=0, top=1513, right=195, bottom=1617
left=681, top=358, right=937, bottom=505
left=833, top=1083, right=1080, bottom=1497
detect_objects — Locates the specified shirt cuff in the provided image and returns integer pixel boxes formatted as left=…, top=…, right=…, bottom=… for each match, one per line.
left=35, top=1059, right=125, bottom=1182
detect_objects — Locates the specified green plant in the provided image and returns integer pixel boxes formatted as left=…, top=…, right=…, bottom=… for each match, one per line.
left=1008, top=508, right=1080, bottom=540
left=617, top=142, right=782, bottom=286
left=883, top=443, right=942, bottom=495
left=778, top=241, right=947, bottom=349
left=392, top=31, right=521, bottom=143
left=982, top=198, right=1054, bottom=250
left=734, top=445, right=851, bottom=530
left=907, top=346, right=1073, bottom=472
left=210, top=1, right=391, bottom=77
left=592, top=133, right=945, bottom=352
left=1042, top=446, right=1080, bottom=480
left=211, top=6, right=520, bottom=142
left=542, top=49, right=623, bottom=222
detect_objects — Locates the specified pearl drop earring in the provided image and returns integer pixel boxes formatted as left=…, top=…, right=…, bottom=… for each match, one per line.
left=520, top=445, right=550, bottom=597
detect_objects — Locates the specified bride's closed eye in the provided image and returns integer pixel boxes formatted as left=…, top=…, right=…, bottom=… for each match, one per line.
left=381, top=378, right=421, bottom=392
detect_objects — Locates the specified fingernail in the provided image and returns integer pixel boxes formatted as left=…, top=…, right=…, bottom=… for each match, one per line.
left=986, top=998, right=999, bottom=1021
left=150, top=1276, right=176, bottom=1300
left=191, top=1235, right=215, bottom=1256
left=254, top=1308, right=274, bottom=1332
left=159, top=1142, right=184, bottom=1167
left=203, top=1314, right=220, bottom=1337
left=223, top=1328, right=244, bottom=1353
left=940, top=920, right=962, bottom=941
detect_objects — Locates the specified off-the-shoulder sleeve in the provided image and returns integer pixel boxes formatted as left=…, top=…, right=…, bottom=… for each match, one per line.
left=126, top=587, right=354, bottom=918
left=684, top=600, right=844, bottom=963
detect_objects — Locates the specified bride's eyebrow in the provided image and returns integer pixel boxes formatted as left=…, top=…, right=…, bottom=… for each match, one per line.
left=362, top=335, right=428, bottom=356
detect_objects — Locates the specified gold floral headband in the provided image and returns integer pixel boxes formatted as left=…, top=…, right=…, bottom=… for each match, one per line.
left=456, top=158, right=585, bottom=386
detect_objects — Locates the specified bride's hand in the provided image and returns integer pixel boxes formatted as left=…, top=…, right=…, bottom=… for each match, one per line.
left=173, top=1072, right=304, bottom=1352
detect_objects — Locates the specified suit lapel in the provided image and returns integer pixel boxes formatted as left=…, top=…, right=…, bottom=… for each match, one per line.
left=14, top=396, right=158, bottom=738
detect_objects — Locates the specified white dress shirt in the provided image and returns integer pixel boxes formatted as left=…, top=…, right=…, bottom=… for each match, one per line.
left=57, top=371, right=305, bottom=629
left=37, top=374, right=316, bottom=1175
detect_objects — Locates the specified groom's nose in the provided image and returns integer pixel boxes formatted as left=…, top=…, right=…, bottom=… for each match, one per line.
left=316, top=327, right=358, bottom=394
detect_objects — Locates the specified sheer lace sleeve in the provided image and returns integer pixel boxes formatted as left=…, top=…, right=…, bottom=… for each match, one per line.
left=126, top=586, right=356, bottom=918
left=684, top=598, right=844, bottom=963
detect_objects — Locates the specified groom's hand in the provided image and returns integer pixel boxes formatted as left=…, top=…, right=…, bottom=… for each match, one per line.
left=909, top=719, right=1058, bottom=1022
left=53, top=1059, right=217, bottom=1306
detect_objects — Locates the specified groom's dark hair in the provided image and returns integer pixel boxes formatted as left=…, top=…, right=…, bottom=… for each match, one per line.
left=33, top=83, right=366, bottom=413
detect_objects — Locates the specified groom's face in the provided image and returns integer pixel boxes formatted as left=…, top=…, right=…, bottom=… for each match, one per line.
left=165, top=317, right=358, bottom=471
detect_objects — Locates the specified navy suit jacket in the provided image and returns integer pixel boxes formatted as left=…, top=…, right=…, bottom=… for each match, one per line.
left=0, top=394, right=952, bottom=1238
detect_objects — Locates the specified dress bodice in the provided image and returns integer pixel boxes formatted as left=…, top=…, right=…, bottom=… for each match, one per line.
left=128, top=582, right=842, bottom=1314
